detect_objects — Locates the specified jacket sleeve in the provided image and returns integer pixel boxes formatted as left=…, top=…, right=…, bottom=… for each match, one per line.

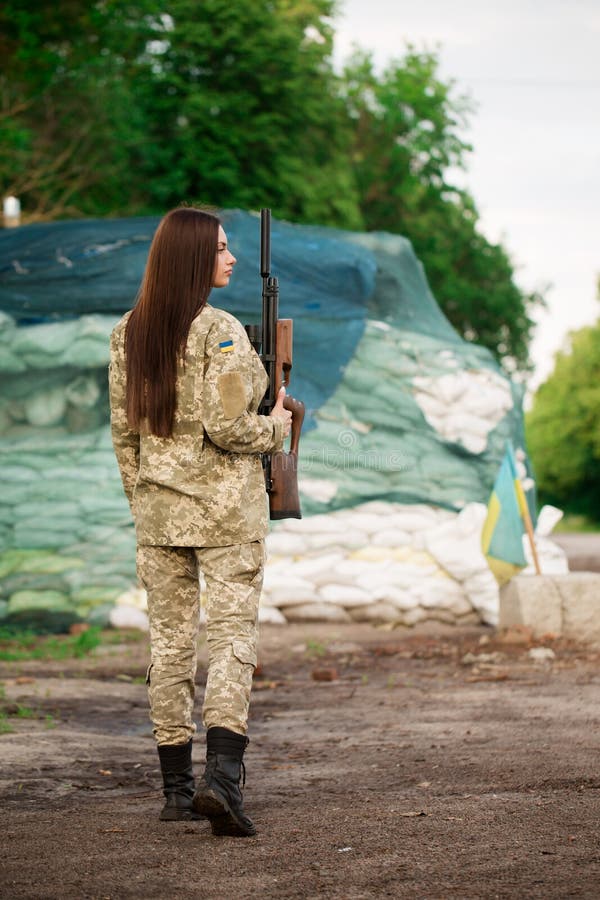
left=108, top=327, right=140, bottom=508
left=202, top=318, right=285, bottom=454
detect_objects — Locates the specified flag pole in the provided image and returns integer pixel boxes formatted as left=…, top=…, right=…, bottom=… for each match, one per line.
left=515, top=479, right=541, bottom=575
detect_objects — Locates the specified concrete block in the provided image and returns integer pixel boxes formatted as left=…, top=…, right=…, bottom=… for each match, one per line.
left=555, top=573, right=600, bottom=644
left=499, top=575, right=563, bottom=636
left=499, top=572, right=600, bottom=644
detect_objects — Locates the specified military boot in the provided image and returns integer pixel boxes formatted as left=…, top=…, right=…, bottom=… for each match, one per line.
left=157, top=739, right=202, bottom=821
left=192, top=727, right=256, bottom=837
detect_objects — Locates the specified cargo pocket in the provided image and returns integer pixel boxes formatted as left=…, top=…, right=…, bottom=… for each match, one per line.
left=232, top=640, right=257, bottom=670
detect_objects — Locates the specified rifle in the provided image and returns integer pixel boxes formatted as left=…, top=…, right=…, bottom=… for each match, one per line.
left=245, top=208, right=305, bottom=519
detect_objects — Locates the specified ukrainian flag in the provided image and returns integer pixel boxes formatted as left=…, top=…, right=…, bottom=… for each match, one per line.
left=481, top=444, right=528, bottom=585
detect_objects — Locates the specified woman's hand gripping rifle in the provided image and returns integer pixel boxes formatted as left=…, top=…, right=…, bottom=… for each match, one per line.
left=245, top=209, right=305, bottom=519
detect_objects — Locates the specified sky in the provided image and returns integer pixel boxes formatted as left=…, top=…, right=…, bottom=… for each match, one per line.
left=332, top=0, right=600, bottom=391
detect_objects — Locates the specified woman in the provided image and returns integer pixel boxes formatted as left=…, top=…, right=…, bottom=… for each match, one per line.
left=108, top=207, right=291, bottom=837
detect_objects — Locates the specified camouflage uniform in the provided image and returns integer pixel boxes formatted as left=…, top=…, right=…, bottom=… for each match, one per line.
left=109, top=305, right=284, bottom=744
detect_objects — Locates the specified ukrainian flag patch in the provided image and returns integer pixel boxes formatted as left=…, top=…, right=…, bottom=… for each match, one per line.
left=219, top=339, right=234, bottom=353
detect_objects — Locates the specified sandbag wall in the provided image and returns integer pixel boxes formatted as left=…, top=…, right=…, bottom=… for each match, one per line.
left=0, top=213, right=564, bottom=632
left=0, top=312, right=134, bottom=629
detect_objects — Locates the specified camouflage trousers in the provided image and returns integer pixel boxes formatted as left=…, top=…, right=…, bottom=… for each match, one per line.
left=136, top=541, right=263, bottom=745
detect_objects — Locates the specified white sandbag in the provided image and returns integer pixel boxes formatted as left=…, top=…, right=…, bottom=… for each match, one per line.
left=371, top=529, right=413, bottom=547
left=258, top=605, right=287, bottom=625
left=413, top=392, right=447, bottom=420
left=285, top=552, right=346, bottom=580
left=335, top=557, right=389, bottom=578
left=283, top=602, right=352, bottom=623
left=65, top=375, right=100, bottom=408
left=262, top=585, right=317, bottom=608
left=425, top=502, right=488, bottom=581
left=116, top=586, right=148, bottom=611
left=412, top=369, right=512, bottom=452
left=386, top=510, right=440, bottom=532
left=400, top=606, right=427, bottom=626
left=319, top=583, right=372, bottom=607
left=390, top=547, right=438, bottom=566
left=349, top=546, right=395, bottom=563
left=262, top=570, right=315, bottom=594
left=440, top=420, right=488, bottom=454
left=348, top=602, right=400, bottom=623
left=432, top=373, right=469, bottom=405
left=266, top=532, right=311, bottom=556
left=380, top=586, right=422, bottom=610
left=448, top=411, right=495, bottom=440
left=298, top=478, right=338, bottom=503
left=535, top=505, right=563, bottom=537
left=109, top=604, right=150, bottom=631
left=305, top=530, right=369, bottom=552
left=275, top=514, right=344, bottom=535
left=374, top=561, right=439, bottom=588
left=341, top=513, right=393, bottom=535
left=24, top=387, right=67, bottom=426
left=416, top=576, right=467, bottom=610
left=462, top=569, right=498, bottom=625
left=446, top=592, right=473, bottom=618
left=523, top=536, right=569, bottom=575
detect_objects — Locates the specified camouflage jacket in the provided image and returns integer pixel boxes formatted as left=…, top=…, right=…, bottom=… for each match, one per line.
left=109, top=304, right=284, bottom=546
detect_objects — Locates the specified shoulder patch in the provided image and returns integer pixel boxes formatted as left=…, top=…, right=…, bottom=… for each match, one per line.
left=217, top=372, right=247, bottom=419
left=219, top=339, right=234, bottom=353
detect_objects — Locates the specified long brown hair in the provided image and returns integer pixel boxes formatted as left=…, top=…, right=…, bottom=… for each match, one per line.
left=125, top=207, right=220, bottom=437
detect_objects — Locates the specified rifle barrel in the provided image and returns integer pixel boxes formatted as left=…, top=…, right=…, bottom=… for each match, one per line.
left=260, top=208, right=271, bottom=277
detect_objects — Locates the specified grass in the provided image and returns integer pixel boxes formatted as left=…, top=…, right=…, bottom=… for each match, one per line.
left=0, top=714, right=12, bottom=734
left=0, top=626, right=102, bottom=662
left=305, top=638, right=327, bottom=659
left=0, top=679, right=57, bottom=731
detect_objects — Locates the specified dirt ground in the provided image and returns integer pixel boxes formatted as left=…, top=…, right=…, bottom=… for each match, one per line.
left=1, top=619, right=599, bottom=900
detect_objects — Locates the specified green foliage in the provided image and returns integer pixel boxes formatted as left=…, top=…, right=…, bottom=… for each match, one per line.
left=553, top=514, right=600, bottom=533
left=0, top=625, right=102, bottom=661
left=342, top=48, right=541, bottom=369
left=130, top=0, right=361, bottom=226
left=526, top=320, right=600, bottom=519
left=1, top=2, right=538, bottom=365
left=305, top=638, right=327, bottom=658
left=0, top=1, right=159, bottom=219
left=1, top=0, right=358, bottom=224
left=0, top=681, right=34, bottom=730
left=0, top=713, right=13, bottom=734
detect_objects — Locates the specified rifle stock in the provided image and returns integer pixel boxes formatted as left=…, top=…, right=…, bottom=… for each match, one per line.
left=269, top=393, right=305, bottom=519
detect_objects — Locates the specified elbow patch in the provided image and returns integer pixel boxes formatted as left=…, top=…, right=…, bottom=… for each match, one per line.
left=217, top=371, right=248, bottom=419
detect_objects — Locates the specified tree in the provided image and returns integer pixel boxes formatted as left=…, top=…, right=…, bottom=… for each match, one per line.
left=1, top=5, right=539, bottom=368
left=526, top=318, right=600, bottom=517
left=130, top=0, right=361, bottom=227
left=0, top=1, right=160, bottom=219
left=1, top=1, right=361, bottom=227
left=342, top=48, right=542, bottom=369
